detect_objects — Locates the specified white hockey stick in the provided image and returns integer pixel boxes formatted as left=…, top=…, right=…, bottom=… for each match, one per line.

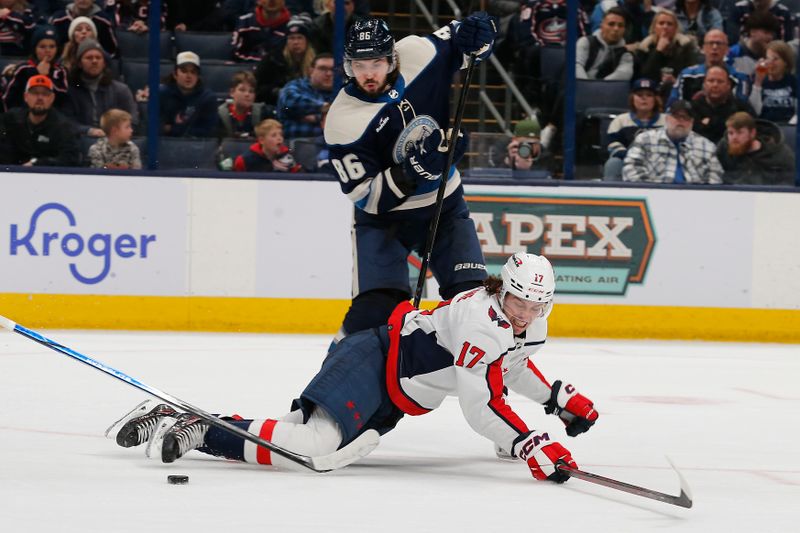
left=0, top=315, right=379, bottom=473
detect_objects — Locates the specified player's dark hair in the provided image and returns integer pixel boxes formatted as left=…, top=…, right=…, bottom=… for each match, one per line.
left=483, top=276, right=503, bottom=295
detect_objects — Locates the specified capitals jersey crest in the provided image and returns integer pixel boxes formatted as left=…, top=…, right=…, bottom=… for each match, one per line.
left=488, top=306, right=511, bottom=329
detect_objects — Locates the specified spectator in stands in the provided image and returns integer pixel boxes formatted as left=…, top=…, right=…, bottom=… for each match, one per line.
left=623, top=99, right=723, bottom=183
left=166, top=0, right=223, bottom=32
left=62, top=38, right=138, bottom=136
left=731, top=0, right=795, bottom=43
left=750, top=40, right=796, bottom=122
left=233, top=0, right=292, bottom=62
left=106, top=0, right=167, bottom=33
left=496, top=117, right=556, bottom=174
left=2, top=25, right=67, bottom=112
left=254, top=14, right=314, bottom=105
left=669, top=29, right=750, bottom=104
left=88, top=108, right=141, bottom=169
left=277, top=52, right=333, bottom=140
left=222, top=0, right=254, bottom=31
left=0, top=0, right=35, bottom=56
left=311, top=0, right=361, bottom=54
left=60, top=15, right=98, bottom=71
left=576, top=7, right=634, bottom=80
left=0, top=74, right=80, bottom=166
left=690, top=64, right=754, bottom=143
left=635, top=10, right=698, bottom=100
left=50, top=0, right=117, bottom=57
left=217, top=70, right=273, bottom=138
left=287, top=0, right=370, bottom=17
left=727, top=11, right=778, bottom=76
left=674, top=0, right=722, bottom=45
left=233, top=117, right=303, bottom=172
left=716, top=111, right=794, bottom=184
left=589, top=0, right=654, bottom=45
left=160, top=51, right=217, bottom=137
left=604, top=78, right=666, bottom=180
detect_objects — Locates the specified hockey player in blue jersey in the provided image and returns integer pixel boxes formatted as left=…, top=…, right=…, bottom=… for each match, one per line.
left=109, top=253, right=599, bottom=483
left=323, top=14, right=498, bottom=343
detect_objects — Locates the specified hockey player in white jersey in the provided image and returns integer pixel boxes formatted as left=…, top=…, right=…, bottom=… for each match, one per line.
left=324, top=14, right=498, bottom=344
left=110, top=253, right=599, bottom=483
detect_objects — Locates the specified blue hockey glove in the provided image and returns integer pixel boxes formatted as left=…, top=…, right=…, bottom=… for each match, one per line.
left=454, top=11, right=498, bottom=57
left=403, top=128, right=468, bottom=188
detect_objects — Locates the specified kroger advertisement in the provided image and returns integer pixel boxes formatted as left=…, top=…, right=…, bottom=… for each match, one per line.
left=1, top=172, right=799, bottom=310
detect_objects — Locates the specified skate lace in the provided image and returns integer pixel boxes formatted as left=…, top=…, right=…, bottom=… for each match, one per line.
left=175, top=420, right=208, bottom=457
left=135, top=416, right=161, bottom=443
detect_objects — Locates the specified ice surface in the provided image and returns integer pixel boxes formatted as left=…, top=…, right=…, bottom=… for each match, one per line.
left=1, top=329, right=798, bottom=532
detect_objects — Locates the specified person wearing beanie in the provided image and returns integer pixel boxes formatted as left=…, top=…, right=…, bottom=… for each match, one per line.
left=62, top=38, right=138, bottom=137
left=255, top=14, right=316, bottom=105
left=60, top=15, right=99, bottom=71
left=0, top=73, right=80, bottom=167
left=49, top=0, right=117, bottom=56
left=159, top=51, right=218, bottom=137
left=2, top=24, right=68, bottom=112
left=0, top=0, right=35, bottom=57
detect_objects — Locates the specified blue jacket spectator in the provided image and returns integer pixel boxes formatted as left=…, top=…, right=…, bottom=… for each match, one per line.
left=668, top=29, right=750, bottom=104
left=50, top=0, right=117, bottom=56
left=0, top=1, right=36, bottom=56
left=277, top=53, right=333, bottom=140
left=2, top=25, right=68, bottom=112
left=159, top=51, right=218, bottom=137
left=232, top=0, right=291, bottom=61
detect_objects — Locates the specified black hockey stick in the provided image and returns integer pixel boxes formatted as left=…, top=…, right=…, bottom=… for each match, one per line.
left=0, top=315, right=379, bottom=473
left=412, top=52, right=478, bottom=308
left=557, top=458, right=693, bottom=508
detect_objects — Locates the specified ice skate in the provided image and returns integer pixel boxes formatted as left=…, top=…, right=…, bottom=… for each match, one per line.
left=147, top=413, right=210, bottom=463
left=105, top=399, right=179, bottom=448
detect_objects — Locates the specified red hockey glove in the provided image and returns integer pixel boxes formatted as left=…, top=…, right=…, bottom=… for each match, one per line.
left=544, top=380, right=599, bottom=437
left=513, top=431, right=576, bottom=483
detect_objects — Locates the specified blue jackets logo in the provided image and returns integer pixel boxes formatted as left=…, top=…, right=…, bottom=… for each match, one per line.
left=9, top=202, right=157, bottom=285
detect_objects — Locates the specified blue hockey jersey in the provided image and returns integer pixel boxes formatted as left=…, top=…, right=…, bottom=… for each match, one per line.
left=324, top=25, right=471, bottom=220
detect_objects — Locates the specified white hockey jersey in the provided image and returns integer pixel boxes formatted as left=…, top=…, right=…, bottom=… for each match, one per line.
left=386, top=288, right=554, bottom=452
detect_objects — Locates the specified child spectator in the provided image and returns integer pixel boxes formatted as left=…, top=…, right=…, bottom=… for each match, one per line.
left=218, top=70, right=273, bottom=138
left=2, top=25, right=67, bottom=111
left=60, top=15, right=98, bottom=71
left=750, top=40, right=796, bottom=123
left=0, top=0, right=35, bottom=57
left=234, top=118, right=302, bottom=172
left=88, top=108, right=141, bottom=169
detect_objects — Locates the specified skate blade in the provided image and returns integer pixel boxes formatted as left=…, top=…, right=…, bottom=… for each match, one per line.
left=145, top=416, right=179, bottom=460
left=104, top=399, right=155, bottom=439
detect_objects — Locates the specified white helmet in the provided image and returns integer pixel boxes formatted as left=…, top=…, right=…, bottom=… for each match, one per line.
left=500, top=253, right=555, bottom=317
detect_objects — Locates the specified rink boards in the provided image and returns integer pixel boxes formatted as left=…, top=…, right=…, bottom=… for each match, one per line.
left=1, top=172, right=799, bottom=342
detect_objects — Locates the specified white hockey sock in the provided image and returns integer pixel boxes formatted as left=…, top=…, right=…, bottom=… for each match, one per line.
left=242, top=408, right=343, bottom=469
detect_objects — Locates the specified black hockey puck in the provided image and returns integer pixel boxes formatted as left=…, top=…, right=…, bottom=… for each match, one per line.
left=167, top=475, right=189, bottom=485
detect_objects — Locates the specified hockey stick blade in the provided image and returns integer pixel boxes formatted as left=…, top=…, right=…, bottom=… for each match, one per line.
left=0, top=314, right=377, bottom=473
left=557, top=460, right=693, bottom=509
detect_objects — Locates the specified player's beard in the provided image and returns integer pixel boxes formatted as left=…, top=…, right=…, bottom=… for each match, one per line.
left=728, top=138, right=751, bottom=157
left=358, top=79, right=388, bottom=97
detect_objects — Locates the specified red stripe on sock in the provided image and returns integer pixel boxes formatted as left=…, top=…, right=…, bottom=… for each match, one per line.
left=256, top=419, right=278, bottom=465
